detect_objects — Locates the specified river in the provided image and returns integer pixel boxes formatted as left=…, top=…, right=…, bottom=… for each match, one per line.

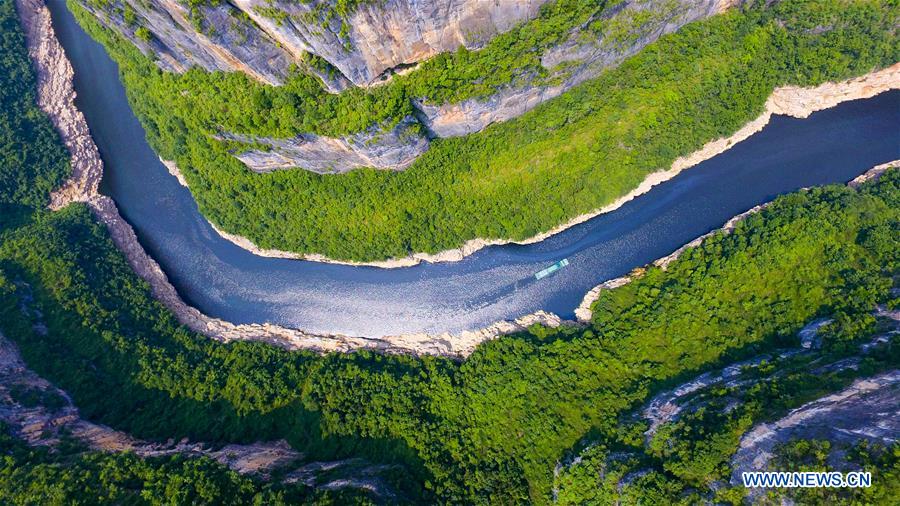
left=47, top=1, right=900, bottom=337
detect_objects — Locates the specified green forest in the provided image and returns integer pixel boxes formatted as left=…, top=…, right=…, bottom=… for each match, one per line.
left=2, top=167, right=898, bottom=503
left=2, top=0, right=899, bottom=503
left=0, top=423, right=383, bottom=505
left=0, top=0, right=69, bottom=207
left=70, top=0, right=899, bottom=261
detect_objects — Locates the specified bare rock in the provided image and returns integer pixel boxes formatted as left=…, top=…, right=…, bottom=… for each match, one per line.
left=417, top=0, right=736, bottom=137
left=231, top=0, right=551, bottom=87
left=73, top=0, right=294, bottom=85
left=72, top=0, right=549, bottom=87
left=224, top=116, right=429, bottom=173
left=729, top=371, right=900, bottom=492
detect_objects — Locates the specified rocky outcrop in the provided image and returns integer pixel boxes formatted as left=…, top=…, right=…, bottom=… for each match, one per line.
left=234, top=0, right=550, bottom=86
left=0, top=331, right=300, bottom=476
left=224, top=116, right=429, bottom=173
left=16, top=0, right=100, bottom=210
left=416, top=0, right=737, bottom=137
left=74, top=0, right=294, bottom=85
left=72, top=0, right=549, bottom=87
left=729, top=370, right=900, bottom=489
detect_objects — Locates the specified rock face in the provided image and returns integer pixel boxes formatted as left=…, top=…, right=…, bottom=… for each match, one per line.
left=729, top=371, right=900, bottom=490
left=75, top=0, right=739, bottom=172
left=233, top=0, right=551, bottom=86
left=417, top=0, right=737, bottom=137
left=72, top=0, right=549, bottom=86
left=74, top=0, right=294, bottom=85
left=17, top=0, right=101, bottom=209
left=225, top=116, right=429, bottom=173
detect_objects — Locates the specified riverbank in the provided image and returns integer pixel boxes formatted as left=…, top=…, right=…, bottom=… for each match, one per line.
left=194, top=64, right=900, bottom=268
left=19, top=0, right=898, bottom=358
left=575, top=159, right=900, bottom=322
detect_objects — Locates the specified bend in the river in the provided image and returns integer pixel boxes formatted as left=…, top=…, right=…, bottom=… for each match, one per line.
left=47, top=1, right=900, bottom=340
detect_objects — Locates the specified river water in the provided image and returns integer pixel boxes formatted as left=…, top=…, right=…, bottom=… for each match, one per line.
left=47, top=1, right=900, bottom=337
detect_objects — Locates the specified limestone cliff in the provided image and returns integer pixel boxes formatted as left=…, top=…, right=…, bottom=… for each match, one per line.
left=223, top=116, right=429, bottom=173
left=417, top=0, right=737, bottom=137
left=73, top=0, right=741, bottom=173
left=232, top=0, right=551, bottom=86
left=75, top=0, right=295, bottom=85
left=73, top=0, right=549, bottom=86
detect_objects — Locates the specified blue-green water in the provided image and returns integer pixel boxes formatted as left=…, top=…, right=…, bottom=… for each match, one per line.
left=48, top=1, right=900, bottom=337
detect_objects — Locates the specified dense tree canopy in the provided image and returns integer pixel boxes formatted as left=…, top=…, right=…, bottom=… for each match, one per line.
left=1, top=0, right=898, bottom=503
left=0, top=0, right=69, bottom=207
left=2, top=171, right=897, bottom=502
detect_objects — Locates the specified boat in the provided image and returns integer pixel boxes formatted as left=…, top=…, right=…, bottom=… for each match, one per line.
left=534, top=258, right=569, bottom=280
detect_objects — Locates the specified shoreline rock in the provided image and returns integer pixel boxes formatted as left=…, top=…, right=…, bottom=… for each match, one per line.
left=16, top=0, right=101, bottom=211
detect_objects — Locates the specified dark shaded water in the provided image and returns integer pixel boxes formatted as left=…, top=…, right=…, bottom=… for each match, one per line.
left=47, top=1, right=900, bottom=337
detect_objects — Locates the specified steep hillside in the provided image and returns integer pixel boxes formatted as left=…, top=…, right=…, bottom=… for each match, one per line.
left=74, top=0, right=550, bottom=87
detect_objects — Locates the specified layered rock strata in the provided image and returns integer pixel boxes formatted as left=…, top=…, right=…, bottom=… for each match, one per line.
left=74, top=0, right=294, bottom=85
left=225, top=116, right=429, bottom=173
left=225, top=0, right=739, bottom=171
left=72, top=0, right=549, bottom=87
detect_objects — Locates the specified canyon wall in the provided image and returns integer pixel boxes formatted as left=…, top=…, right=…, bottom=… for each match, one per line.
left=418, top=0, right=737, bottom=137
left=72, top=0, right=739, bottom=173
left=232, top=0, right=551, bottom=86
left=74, top=0, right=294, bottom=85
left=225, top=116, right=429, bottom=173
left=225, top=0, right=738, bottom=172
left=72, top=0, right=549, bottom=86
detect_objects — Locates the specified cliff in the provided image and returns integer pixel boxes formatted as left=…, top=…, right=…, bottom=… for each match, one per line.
left=417, top=0, right=738, bottom=137
left=73, top=0, right=549, bottom=87
left=17, top=0, right=101, bottom=210
left=224, top=0, right=738, bottom=171
left=224, top=116, right=429, bottom=173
